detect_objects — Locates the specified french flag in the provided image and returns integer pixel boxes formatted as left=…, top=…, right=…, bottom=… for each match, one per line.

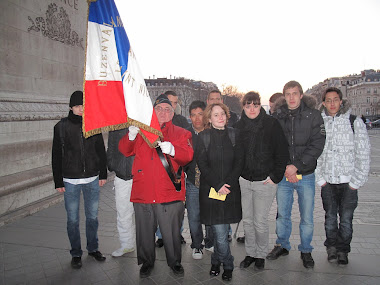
left=84, top=0, right=161, bottom=146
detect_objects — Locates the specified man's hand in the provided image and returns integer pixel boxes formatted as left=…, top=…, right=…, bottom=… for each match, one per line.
left=158, top=141, right=175, bottom=156
left=287, top=174, right=299, bottom=183
left=128, top=126, right=140, bottom=141
left=218, top=184, right=231, bottom=195
left=99, top=179, right=107, bottom=187
left=285, top=164, right=298, bottom=178
left=263, top=178, right=275, bottom=185
left=57, top=187, right=65, bottom=193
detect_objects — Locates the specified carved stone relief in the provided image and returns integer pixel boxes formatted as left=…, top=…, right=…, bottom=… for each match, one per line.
left=0, top=101, right=68, bottom=121
left=27, top=3, right=84, bottom=50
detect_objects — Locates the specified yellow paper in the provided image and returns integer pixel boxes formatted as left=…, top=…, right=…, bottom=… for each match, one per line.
left=286, top=174, right=302, bottom=181
left=209, top=187, right=227, bottom=201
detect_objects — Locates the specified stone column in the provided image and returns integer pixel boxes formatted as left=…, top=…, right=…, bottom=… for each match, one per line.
left=0, top=0, right=88, bottom=221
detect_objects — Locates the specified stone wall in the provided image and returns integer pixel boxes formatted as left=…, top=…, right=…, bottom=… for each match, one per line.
left=0, top=0, right=88, bottom=217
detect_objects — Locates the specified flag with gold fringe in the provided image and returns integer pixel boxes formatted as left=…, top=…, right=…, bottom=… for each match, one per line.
left=83, top=0, right=161, bottom=146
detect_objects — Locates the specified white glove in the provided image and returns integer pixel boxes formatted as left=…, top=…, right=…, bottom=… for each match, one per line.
left=158, top=141, right=175, bottom=156
left=128, top=126, right=139, bottom=141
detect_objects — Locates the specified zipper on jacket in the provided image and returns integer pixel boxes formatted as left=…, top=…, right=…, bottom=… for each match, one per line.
left=79, top=128, right=86, bottom=173
left=331, top=117, right=335, bottom=179
left=291, top=115, right=295, bottom=162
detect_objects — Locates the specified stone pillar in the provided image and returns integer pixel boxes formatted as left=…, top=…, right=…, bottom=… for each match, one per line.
left=0, top=0, right=88, bottom=220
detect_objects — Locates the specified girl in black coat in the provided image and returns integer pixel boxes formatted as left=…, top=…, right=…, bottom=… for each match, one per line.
left=234, top=92, right=289, bottom=270
left=195, top=103, right=242, bottom=281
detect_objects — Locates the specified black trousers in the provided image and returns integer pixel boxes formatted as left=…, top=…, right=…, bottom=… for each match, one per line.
left=133, top=201, right=185, bottom=267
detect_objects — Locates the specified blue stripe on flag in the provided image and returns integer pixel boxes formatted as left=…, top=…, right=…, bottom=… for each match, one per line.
left=88, top=0, right=130, bottom=76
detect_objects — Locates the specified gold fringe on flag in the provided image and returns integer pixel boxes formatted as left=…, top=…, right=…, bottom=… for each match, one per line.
left=83, top=118, right=162, bottom=149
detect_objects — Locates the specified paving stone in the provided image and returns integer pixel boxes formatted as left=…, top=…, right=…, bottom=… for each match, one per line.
left=357, top=248, right=376, bottom=254
left=1, top=155, right=380, bottom=284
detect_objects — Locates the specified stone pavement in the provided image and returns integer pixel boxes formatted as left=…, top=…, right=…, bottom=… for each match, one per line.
left=0, top=134, right=379, bottom=285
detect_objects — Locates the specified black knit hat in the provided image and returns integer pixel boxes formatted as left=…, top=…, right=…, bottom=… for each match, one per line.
left=153, top=94, right=172, bottom=107
left=69, top=91, right=83, bottom=107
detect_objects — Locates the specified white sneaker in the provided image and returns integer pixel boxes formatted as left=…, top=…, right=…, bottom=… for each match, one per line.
left=205, top=246, right=214, bottom=253
left=192, top=248, right=203, bottom=260
left=112, top=247, right=134, bottom=257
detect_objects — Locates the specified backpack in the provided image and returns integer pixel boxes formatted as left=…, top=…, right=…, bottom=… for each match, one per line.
left=201, top=127, right=236, bottom=152
left=349, top=114, right=356, bottom=133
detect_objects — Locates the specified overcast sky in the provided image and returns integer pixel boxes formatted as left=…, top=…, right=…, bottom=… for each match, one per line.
left=115, top=0, right=380, bottom=104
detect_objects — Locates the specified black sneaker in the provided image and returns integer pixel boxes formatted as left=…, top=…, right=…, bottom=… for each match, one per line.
left=337, top=252, right=348, bottom=265
left=327, top=247, right=337, bottom=262
left=209, top=263, right=221, bottom=276
left=181, top=235, right=186, bottom=244
left=237, top=236, right=245, bottom=243
left=240, top=256, right=256, bottom=268
left=222, top=269, right=233, bottom=281
left=88, top=251, right=106, bottom=262
left=71, top=257, right=82, bottom=269
left=255, top=258, right=265, bottom=270
left=155, top=238, right=164, bottom=248
left=266, top=245, right=289, bottom=260
left=170, top=261, right=184, bottom=275
left=140, top=263, right=154, bottom=278
left=301, top=252, right=315, bottom=268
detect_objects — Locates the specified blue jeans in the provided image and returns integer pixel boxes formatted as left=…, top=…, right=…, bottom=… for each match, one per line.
left=205, top=225, right=231, bottom=248
left=321, top=183, right=358, bottom=253
left=204, top=225, right=214, bottom=248
left=64, top=178, right=100, bottom=257
left=275, top=173, right=315, bottom=252
left=185, top=181, right=203, bottom=249
left=210, top=224, right=234, bottom=270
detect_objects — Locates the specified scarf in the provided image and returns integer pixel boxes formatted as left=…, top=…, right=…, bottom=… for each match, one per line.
left=239, top=107, right=266, bottom=172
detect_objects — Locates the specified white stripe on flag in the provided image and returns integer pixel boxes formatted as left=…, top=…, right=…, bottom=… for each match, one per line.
left=123, top=48, right=153, bottom=126
left=86, top=22, right=121, bottom=82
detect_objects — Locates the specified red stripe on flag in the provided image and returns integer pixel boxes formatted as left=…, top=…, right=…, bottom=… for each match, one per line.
left=140, top=110, right=161, bottom=143
left=84, top=80, right=127, bottom=132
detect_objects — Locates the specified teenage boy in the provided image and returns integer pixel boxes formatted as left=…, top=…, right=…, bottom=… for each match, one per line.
left=316, top=87, right=370, bottom=264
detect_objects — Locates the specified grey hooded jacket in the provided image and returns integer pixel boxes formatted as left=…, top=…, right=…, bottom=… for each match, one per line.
left=315, top=99, right=371, bottom=189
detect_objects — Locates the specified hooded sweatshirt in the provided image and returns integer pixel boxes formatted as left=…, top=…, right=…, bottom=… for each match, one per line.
left=315, top=99, right=371, bottom=189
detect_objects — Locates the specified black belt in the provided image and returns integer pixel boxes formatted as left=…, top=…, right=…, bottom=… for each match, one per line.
left=156, top=147, right=182, bottom=192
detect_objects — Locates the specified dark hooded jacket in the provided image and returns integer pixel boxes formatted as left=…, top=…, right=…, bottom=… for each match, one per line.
left=195, top=127, right=242, bottom=225
left=184, top=126, right=201, bottom=186
left=107, top=128, right=134, bottom=181
left=172, top=113, right=190, bottom=129
left=272, top=95, right=325, bottom=175
left=234, top=107, right=289, bottom=183
left=52, top=110, right=107, bottom=188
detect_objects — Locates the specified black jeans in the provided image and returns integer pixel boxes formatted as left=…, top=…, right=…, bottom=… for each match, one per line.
left=321, top=183, right=358, bottom=253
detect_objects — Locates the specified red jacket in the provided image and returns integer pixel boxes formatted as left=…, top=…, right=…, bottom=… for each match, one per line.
left=119, top=121, right=193, bottom=203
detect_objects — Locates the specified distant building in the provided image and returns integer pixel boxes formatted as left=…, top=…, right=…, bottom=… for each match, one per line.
left=347, top=71, right=380, bottom=119
left=305, top=69, right=380, bottom=119
left=145, top=76, right=218, bottom=117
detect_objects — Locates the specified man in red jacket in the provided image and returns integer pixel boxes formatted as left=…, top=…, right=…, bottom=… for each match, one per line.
left=119, top=94, right=193, bottom=278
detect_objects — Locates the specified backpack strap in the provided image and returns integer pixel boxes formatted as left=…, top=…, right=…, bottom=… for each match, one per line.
left=227, top=127, right=236, bottom=146
left=201, top=128, right=236, bottom=152
left=349, top=114, right=356, bottom=133
left=202, top=130, right=211, bottom=152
